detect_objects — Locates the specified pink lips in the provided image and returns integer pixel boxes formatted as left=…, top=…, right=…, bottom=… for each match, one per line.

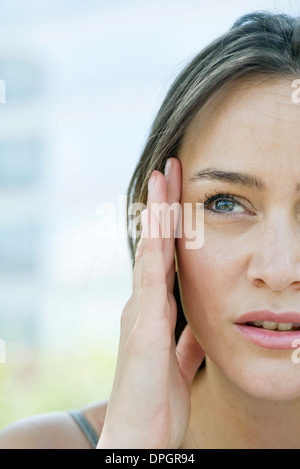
left=235, top=310, right=300, bottom=350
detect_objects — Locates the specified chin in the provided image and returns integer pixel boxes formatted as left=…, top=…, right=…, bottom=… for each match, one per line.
left=241, top=377, right=300, bottom=402
left=220, top=356, right=300, bottom=403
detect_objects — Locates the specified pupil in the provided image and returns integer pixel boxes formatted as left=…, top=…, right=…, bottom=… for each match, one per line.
left=216, top=200, right=234, bottom=211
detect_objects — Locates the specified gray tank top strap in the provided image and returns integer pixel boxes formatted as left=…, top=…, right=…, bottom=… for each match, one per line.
left=69, top=410, right=99, bottom=449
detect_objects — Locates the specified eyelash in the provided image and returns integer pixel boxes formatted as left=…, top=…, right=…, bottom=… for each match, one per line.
left=197, top=190, right=249, bottom=218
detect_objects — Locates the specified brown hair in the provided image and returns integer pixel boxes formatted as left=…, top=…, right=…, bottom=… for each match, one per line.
left=126, top=10, right=300, bottom=344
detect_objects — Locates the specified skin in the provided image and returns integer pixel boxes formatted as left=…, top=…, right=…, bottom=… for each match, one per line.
left=0, top=77, right=300, bottom=449
left=176, top=77, right=300, bottom=448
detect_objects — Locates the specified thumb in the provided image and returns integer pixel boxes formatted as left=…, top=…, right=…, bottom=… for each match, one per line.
left=176, top=325, right=205, bottom=387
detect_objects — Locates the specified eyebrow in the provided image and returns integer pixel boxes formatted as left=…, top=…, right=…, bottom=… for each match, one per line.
left=189, top=168, right=300, bottom=193
left=188, top=168, right=266, bottom=191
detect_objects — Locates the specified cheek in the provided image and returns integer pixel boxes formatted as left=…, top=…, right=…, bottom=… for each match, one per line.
left=175, top=235, right=245, bottom=343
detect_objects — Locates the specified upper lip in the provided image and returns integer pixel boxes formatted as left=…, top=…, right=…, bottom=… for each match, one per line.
left=236, top=310, right=300, bottom=324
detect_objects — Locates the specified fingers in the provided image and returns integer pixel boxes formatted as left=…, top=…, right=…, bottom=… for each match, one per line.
left=146, top=159, right=182, bottom=294
left=127, top=158, right=182, bottom=338
left=164, top=159, right=182, bottom=293
left=137, top=209, right=169, bottom=331
left=123, top=208, right=167, bottom=341
left=176, top=325, right=205, bottom=387
left=132, top=158, right=181, bottom=294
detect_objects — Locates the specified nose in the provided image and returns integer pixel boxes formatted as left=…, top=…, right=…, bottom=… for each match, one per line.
left=246, top=215, right=300, bottom=291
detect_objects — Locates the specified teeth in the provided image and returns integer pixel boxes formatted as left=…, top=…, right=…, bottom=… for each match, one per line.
left=251, top=321, right=295, bottom=331
left=262, top=321, right=277, bottom=330
left=277, top=323, right=293, bottom=331
left=253, top=321, right=263, bottom=327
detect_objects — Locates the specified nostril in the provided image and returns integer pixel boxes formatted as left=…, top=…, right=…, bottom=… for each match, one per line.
left=252, top=279, right=265, bottom=288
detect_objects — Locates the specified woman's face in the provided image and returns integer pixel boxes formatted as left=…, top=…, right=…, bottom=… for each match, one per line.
left=175, top=77, right=300, bottom=401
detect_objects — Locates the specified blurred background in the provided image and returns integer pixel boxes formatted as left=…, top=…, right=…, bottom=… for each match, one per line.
left=0, top=0, right=298, bottom=429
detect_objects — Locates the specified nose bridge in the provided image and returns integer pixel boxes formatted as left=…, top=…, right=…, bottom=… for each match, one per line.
left=265, top=215, right=296, bottom=260
left=247, top=211, right=300, bottom=289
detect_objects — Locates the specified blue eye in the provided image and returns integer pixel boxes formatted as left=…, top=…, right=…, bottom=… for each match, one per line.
left=211, top=197, right=244, bottom=213
left=197, top=191, right=248, bottom=217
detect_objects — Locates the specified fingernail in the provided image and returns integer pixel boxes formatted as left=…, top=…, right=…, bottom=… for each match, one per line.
left=148, top=171, right=156, bottom=192
left=164, top=159, right=173, bottom=178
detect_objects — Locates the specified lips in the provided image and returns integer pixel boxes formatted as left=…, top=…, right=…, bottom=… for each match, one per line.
left=236, top=311, right=300, bottom=325
left=235, top=310, right=300, bottom=350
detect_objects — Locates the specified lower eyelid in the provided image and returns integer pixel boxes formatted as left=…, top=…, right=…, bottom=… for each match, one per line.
left=205, top=207, right=244, bottom=217
left=205, top=202, right=254, bottom=218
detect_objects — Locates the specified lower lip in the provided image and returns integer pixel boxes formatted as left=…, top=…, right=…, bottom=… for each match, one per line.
left=235, top=324, right=300, bottom=350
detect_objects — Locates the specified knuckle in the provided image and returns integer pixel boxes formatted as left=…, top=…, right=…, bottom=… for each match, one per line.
left=126, top=330, right=141, bottom=352
left=126, top=325, right=148, bottom=353
left=141, top=260, right=166, bottom=289
left=126, top=319, right=171, bottom=354
left=141, top=266, right=153, bottom=287
left=141, top=266, right=164, bottom=288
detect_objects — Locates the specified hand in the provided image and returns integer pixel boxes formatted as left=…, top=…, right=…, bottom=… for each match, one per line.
left=97, top=158, right=205, bottom=449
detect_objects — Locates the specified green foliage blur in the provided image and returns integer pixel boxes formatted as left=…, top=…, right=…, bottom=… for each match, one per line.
left=0, top=338, right=116, bottom=429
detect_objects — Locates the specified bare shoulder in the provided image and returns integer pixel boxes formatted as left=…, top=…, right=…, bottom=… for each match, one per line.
left=0, top=401, right=108, bottom=449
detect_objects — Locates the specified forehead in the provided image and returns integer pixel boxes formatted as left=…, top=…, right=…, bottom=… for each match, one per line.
left=178, top=77, right=300, bottom=177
